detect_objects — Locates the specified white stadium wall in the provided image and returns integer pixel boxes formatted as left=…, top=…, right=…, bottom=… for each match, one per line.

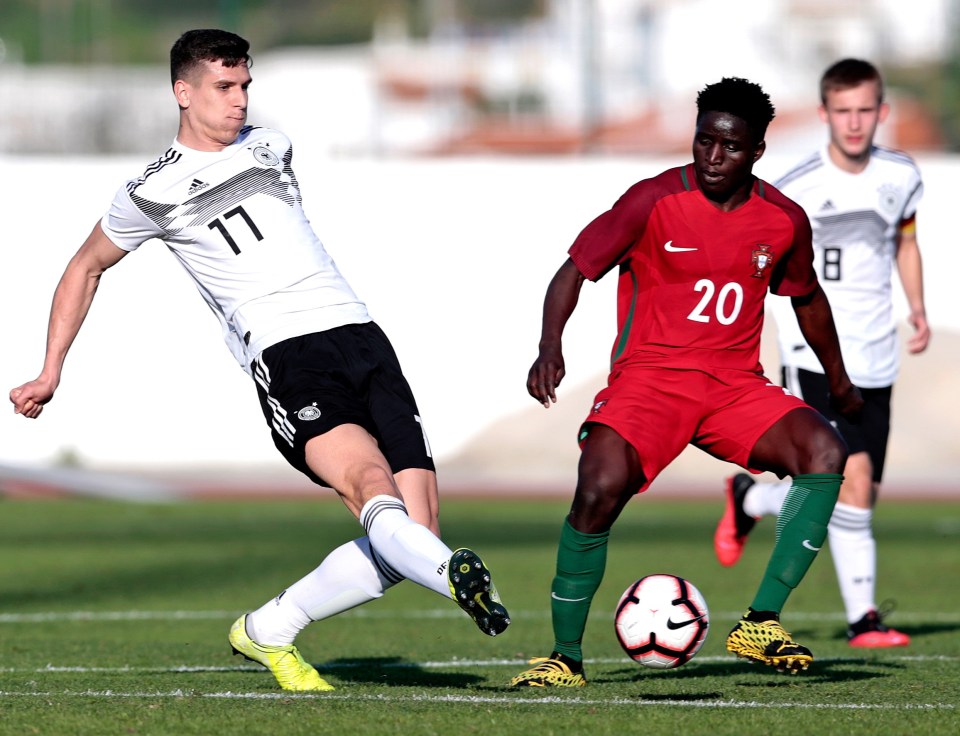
left=1, top=154, right=957, bottom=492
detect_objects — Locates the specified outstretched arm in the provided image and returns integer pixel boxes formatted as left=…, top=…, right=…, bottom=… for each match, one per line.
left=10, top=222, right=128, bottom=418
left=527, top=258, right=587, bottom=408
left=895, top=226, right=930, bottom=354
left=790, top=284, right=863, bottom=419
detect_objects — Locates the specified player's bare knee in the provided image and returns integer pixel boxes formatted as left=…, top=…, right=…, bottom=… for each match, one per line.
left=345, top=461, right=400, bottom=502
left=569, top=473, right=638, bottom=532
left=800, top=428, right=848, bottom=475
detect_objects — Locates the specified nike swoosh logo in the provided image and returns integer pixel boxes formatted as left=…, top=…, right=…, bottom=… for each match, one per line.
left=666, top=614, right=706, bottom=630
left=802, top=539, right=822, bottom=551
left=551, top=592, right=589, bottom=602
left=664, top=240, right=698, bottom=253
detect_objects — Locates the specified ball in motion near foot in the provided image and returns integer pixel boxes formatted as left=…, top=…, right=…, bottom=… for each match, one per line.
left=614, top=574, right=709, bottom=669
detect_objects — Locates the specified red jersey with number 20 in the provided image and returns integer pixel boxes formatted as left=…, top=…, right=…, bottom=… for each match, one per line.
left=569, top=164, right=817, bottom=374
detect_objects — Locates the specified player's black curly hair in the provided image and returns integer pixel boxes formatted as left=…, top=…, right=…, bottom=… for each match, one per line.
left=170, top=29, right=251, bottom=86
left=696, top=77, right=776, bottom=143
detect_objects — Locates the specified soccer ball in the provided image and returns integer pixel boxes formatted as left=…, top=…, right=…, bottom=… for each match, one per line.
left=614, top=574, right=709, bottom=669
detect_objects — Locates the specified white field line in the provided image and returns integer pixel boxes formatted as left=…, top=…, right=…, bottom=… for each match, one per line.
left=2, top=653, right=958, bottom=677
left=0, top=689, right=953, bottom=710
left=3, top=608, right=960, bottom=624
left=1, top=654, right=956, bottom=710
left=2, top=609, right=957, bottom=710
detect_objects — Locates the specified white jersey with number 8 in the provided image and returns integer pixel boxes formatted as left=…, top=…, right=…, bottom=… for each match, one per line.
left=768, top=145, right=922, bottom=388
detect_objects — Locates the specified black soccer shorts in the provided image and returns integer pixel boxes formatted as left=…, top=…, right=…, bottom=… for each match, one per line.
left=252, top=321, right=435, bottom=487
left=781, top=366, right=892, bottom=483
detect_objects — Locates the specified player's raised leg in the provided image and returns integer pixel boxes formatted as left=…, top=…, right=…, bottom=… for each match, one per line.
left=321, top=426, right=511, bottom=636
left=394, top=467, right=509, bottom=635
left=300, top=424, right=504, bottom=624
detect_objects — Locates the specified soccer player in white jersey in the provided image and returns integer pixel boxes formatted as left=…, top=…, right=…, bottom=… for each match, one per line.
left=9, top=29, right=509, bottom=690
left=714, top=59, right=930, bottom=647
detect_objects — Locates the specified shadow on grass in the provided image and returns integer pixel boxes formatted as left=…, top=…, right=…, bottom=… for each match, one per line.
left=321, top=657, right=486, bottom=688
left=599, top=657, right=905, bottom=686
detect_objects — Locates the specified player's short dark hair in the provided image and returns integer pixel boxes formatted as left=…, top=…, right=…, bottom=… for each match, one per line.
left=170, top=29, right=251, bottom=86
left=820, top=58, right=884, bottom=104
left=696, top=77, right=776, bottom=143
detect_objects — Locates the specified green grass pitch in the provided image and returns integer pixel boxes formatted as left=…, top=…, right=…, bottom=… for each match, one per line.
left=1, top=495, right=957, bottom=735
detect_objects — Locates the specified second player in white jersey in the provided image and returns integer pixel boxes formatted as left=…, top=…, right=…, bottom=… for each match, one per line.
left=101, top=125, right=370, bottom=372
left=715, top=59, right=929, bottom=651
left=769, top=144, right=922, bottom=387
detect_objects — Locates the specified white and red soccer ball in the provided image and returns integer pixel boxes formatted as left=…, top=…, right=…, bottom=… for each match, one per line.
left=614, top=574, right=709, bottom=669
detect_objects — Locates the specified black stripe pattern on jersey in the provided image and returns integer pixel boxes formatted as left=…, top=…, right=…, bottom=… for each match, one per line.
left=126, top=148, right=182, bottom=194
left=812, top=210, right=888, bottom=251
left=281, top=147, right=301, bottom=204
left=130, top=164, right=300, bottom=235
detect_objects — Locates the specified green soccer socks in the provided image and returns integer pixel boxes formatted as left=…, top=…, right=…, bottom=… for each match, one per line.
left=750, top=473, right=842, bottom=613
left=550, top=518, right=610, bottom=663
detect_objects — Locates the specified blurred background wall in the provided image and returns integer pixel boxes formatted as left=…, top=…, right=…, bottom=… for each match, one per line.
left=1, top=0, right=957, bottom=495
left=2, top=0, right=959, bottom=157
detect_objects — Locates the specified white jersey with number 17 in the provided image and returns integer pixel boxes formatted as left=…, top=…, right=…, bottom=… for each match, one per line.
left=768, top=145, right=923, bottom=388
left=100, top=125, right=371, bottom=374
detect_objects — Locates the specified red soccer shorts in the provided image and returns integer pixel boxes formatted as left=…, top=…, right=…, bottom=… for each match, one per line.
left=579, top=363, right=808, bottom=493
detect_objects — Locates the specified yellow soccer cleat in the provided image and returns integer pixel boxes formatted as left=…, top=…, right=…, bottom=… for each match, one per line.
left=509, top=656, right=587, bottom=688
left=448, top=548, right=511, bottom=636
left=726, top=611, right=813, bottom=673
left=229, top=615, right=335, bottom=691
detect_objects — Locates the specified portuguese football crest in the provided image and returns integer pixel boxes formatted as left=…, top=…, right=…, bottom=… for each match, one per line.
left=751, top=244, right=774, bottom=278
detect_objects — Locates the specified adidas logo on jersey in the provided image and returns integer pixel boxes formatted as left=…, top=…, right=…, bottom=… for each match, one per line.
left=187, top=178, right=209, bottom=195
left=819, top=199, right=836, bottom=211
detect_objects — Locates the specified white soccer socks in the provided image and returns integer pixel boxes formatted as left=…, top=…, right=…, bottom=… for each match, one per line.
left=246, top=536, right=394, bottom=646
left=246, top=495, right=453, bottom=647
left=358, top=495, right=453, bottom=598
left=827, top=502, right=876, bottom=624
left=743, top=478, right=792, bottom=519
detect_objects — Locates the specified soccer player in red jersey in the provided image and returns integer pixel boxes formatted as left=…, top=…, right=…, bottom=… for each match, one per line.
left=509, top=77, right=863, bottom=688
